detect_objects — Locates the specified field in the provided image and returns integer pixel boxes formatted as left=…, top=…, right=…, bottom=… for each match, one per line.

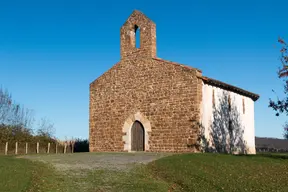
left=0, top=152, right=288, bottom=192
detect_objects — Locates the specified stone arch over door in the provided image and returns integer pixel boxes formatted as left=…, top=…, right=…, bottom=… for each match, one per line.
left=122, top=111, right=151, bottom=152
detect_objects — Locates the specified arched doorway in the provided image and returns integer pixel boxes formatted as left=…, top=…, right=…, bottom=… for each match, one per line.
left=131, top=121, right=145, bottom=151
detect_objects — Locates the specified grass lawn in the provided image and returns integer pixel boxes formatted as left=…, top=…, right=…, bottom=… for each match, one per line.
left=148, top=153, right=288, bottom=191
left=0, top=153, right=288, bottom=192
left=0, top=155, right=74, bottom=192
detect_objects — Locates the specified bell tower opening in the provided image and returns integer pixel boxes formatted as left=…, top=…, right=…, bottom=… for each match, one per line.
left=120, top=10, right=156, bottom=59
left=135, top=25, right=140, bottom=48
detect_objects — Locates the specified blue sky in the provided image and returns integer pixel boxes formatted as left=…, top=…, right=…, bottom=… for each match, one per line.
left=0, top=0, right=287, bottom=140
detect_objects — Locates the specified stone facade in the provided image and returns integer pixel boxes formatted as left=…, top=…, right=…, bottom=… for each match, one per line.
left=120, top=10, right=156, bottom=59
left=89, top=10, right=259, bottom=153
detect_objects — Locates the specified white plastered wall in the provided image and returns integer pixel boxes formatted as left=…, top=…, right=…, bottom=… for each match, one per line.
left=201, top=82, right=256, bottom=154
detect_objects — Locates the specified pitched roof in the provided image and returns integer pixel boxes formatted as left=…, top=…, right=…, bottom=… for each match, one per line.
left=121, top=10, right=155, bottom=29
left=152, top=57, right=259, bottom=101
left=91, top=55, right=259, bottom=102
left=201, top=76, right=260, bottom=101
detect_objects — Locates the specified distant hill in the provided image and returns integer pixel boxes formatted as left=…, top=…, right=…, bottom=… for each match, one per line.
left=255, top=137, right=288, bottom=152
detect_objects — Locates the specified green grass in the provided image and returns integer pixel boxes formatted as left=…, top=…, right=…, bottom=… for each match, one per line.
left=148, top=153, right=288, bottom=192
left=0, top=154, right=170, bottom=192
left=1, top=153, right=288, bottom=192
left=0, top=155, right=74, bottom=192
left=81, top=166, right=170, bottom=192
left=0, top=155, right=33, bottom=192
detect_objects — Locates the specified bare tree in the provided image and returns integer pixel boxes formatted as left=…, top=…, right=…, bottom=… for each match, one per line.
left=0, top=87, right=13, bottom=124
left=269, top=37, right=288, bottom=139
left=0, top=87, right=34, bottom=128
left=0, top=86, right=58, bottom=146
left=10, top=104, right=34, bottom=128
left=37, top=117, right=55, bottom=138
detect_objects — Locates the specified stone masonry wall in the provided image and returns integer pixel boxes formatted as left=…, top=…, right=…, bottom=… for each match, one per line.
left=89, top=10, right=203, bottom=152
left=120, top=10, right=156, bottom=59
left=89, top=55, right=202, bottom=152
left=89, top=10, right=259, bottom=153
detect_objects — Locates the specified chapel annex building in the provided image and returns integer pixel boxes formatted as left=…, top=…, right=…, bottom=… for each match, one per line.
left=89, top=10, right=260, bottom=154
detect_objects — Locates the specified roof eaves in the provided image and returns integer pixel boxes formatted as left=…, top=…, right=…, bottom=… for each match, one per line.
left=201, top=76, right=260, bottom=101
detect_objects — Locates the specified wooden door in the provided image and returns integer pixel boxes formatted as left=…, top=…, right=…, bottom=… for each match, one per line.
left=131, top=121, right=144, bottom=151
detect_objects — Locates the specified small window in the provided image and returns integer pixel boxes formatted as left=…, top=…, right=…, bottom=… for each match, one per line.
left=228, top=120, right=233, bottom=132
left=212, top=89, right=215, bottom=108
left=242, top=98, right=245, bottom=114
left=228, top=120, right=233, bottom=138
left=228, top=95, right=231, bottom=111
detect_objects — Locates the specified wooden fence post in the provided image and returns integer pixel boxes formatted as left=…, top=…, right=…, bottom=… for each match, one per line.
left=25, top=142, right=28, bottom=154
left=47, top=143, right=50, bottom=154
left=36, top=142, right=39, bottom=154
left=56, top=143, right=58, bottom=154
left=71, top=141, right=74, bottom=153
left=15, top=142, right=18, bottom=155
left=64, top=143, right=67, bottom=154
left=5, top=142, right=8, bottom=155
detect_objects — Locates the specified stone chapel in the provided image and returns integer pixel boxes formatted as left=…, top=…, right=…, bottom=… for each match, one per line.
left=89, top=10, right=259, bottom=154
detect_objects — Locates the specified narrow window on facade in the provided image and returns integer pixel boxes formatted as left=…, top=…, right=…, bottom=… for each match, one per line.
left=212, top=89, right=215, bottom=108
left=228, top=120, right=233, bottom=142
left=242, top=98, right=245, bottom=114
left=228, top=120, right=233, bottom=133
left=228, top=95, right=231, bottom=111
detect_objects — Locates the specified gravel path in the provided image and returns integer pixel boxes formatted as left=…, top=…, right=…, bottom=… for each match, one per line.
left=19, top=152, right=171, bottom=172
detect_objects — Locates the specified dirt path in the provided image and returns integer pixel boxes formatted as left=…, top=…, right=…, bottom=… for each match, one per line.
left=19, top=152, right=171, bottom=172
left=17, top=152, right=173, bottom=191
